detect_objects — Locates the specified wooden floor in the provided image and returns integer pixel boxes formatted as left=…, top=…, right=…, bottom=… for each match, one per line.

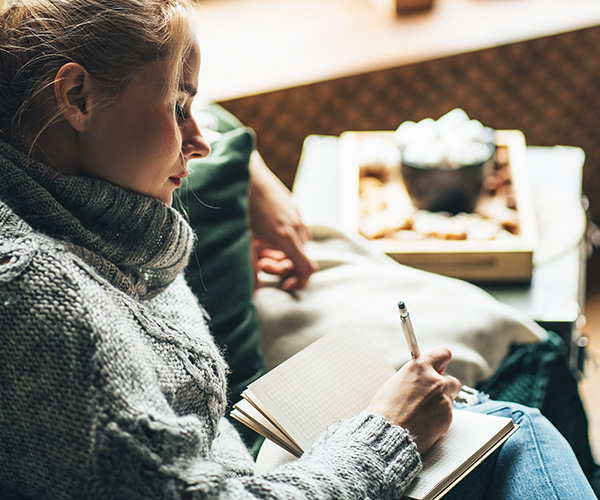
left=580, top=288, right=600, bottom=462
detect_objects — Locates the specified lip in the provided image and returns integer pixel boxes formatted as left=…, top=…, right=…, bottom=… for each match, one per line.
left=169, top=171, right=188, bottom=188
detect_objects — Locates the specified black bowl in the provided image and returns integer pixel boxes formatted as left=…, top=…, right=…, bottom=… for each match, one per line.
left=401, top=150, right=495, bottom=214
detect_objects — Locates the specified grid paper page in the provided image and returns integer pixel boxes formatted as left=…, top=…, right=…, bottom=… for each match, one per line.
left=248, top=328, right=396, bottom=450
left=403, top=410, right=514, bottom=500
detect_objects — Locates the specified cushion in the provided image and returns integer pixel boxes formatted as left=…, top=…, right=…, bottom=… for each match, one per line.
left=193, top=101, right=247, bottom=133
left=178, top=104, right=266, bottom=438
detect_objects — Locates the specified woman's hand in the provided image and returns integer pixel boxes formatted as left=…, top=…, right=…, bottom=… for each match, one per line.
left=366, top=348, right=462, bottom=454
left=248, top=151, right=318, bottom=291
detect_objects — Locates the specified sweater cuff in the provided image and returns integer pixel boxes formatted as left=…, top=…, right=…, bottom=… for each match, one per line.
left=323, top=412, right=423, bottom=498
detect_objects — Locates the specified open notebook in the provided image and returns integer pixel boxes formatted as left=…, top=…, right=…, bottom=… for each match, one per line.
left=231, top=328, right=517, bottom=500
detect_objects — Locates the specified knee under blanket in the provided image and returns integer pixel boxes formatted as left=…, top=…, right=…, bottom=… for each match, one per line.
left=254, top=225, right=547, bottom=387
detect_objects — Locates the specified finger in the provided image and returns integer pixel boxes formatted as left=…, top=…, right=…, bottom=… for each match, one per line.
left=273, top=233, right=318, bottom=290
left=256, top=248, right=288, bottom=260
left=299, top=222, right=313, bottom=244
left=281, top=275, right=299, bottom=291
left=257, top=257, right=294, bottom=276
left=446, top=376, right=462, bottom=399
left=287, top=261, right=318, bottom=290
left=255, top=245, right=317, bottom=291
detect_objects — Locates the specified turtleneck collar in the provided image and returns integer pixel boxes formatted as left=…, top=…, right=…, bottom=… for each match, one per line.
left=0, top=140, right=194, bottom=300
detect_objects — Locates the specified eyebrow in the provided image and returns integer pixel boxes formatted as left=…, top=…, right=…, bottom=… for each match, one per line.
left=180, top=83, right=197, bottom=97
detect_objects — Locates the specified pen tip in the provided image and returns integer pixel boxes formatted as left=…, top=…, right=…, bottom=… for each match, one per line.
left=398, top=301, right=405, bottom=310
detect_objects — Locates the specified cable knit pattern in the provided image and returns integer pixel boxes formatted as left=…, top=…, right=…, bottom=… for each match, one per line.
left=0, top=141, right=421, bottom=499
left=0, top=140, right=193, bottom=300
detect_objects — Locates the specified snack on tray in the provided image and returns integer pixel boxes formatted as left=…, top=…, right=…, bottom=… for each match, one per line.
left=395, top=109, right=495, bottom=169
left=357, top=114, right=520, bottom=243
left=395, top=109, right=496, bottom=214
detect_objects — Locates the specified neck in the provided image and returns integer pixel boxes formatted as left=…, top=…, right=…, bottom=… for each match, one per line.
left=30, top=120, right=80, bottom=175
left=21, top=86, right=81, bottom=175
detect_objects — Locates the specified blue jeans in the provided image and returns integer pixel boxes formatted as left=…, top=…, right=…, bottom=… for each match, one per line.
left=441, top=399, right=597, bottom=500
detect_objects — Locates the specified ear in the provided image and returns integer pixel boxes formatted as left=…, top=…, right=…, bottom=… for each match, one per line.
left=54, top=62, right=96, bottom=133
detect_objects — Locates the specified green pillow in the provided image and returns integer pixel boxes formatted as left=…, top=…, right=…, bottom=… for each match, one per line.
left=195, top=101, right=246, bottom=132
left=177, top=107, right=265, bottom=452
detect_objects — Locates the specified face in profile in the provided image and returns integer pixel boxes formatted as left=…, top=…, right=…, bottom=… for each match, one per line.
left=75, top=36, right=210, bottom=205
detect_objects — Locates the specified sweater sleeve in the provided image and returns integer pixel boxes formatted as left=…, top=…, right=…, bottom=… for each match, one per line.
left=231, top=413, right=422, bottom=500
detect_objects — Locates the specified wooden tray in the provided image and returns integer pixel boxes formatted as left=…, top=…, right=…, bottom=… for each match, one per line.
left=338, top=130, right=538, bottom=283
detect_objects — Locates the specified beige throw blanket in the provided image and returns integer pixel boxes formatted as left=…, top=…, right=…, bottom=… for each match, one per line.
left=254, top=225, right=547, bottom=388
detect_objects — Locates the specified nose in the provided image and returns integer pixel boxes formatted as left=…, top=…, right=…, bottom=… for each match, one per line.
left=182, top=118, right=211, bottom=160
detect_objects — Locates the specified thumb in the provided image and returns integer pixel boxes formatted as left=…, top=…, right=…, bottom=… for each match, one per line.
left=423, top=347, right=453, bottom=375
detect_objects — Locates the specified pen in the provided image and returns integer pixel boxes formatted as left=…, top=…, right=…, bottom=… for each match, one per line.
left=398, top=300, right=479, bottom=404
left=398, top=301, right=420, bottom=359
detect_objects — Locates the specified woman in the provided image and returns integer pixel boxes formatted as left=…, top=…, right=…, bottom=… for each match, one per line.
left=0, top=1, right=595, bottom=499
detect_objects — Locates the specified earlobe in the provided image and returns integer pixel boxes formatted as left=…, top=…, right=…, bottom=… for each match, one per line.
left=54, top=62, right=94, bottom=133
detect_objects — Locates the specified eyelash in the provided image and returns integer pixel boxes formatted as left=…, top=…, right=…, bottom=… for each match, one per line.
left=175, top=103, right=190, bottom=120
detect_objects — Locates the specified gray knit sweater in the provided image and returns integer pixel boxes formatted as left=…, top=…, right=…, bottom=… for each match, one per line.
left=0, top=140, right=421, bottom=500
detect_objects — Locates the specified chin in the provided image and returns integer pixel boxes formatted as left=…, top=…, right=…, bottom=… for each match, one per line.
left=143, top=191, right=172, bottom=206
left=153, top=188, right=174, bottom=205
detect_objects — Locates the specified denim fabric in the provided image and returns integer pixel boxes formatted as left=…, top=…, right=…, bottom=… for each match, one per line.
left=442, top=400, right=597, bottom=499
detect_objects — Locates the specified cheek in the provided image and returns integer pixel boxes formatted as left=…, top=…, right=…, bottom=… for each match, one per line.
left=139, top=113, right=182, bottom=161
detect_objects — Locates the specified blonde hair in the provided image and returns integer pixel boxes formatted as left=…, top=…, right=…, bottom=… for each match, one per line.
left=0, top=0, right=193, bottom=147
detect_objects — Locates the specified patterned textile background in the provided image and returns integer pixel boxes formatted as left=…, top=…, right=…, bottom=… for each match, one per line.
left=218, top=25, right=600, bottom=286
